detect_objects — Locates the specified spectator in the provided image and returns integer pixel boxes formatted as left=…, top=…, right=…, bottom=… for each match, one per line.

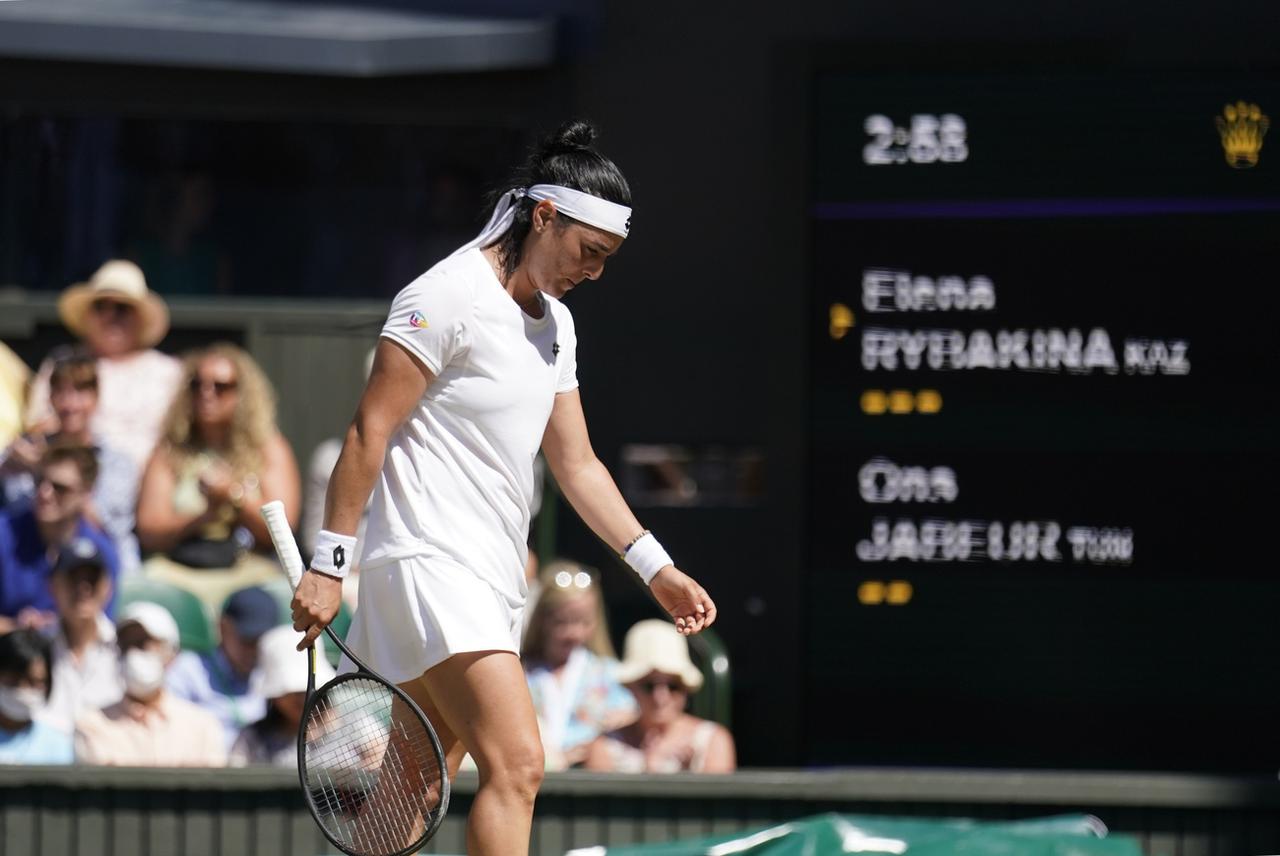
left=0, top=628, right=73, bottom=764
left=25, top=260, right=183, bottom=472
left=74, top=601, right=225, bottom=767
left=1, top=351, right=140, bottom=573
left=522, top=561, right=637, bottom=770
left=229, top=625, right=334, bottom=767
left=585, top=620, right=735, bottom=774
left=41, top=539, right=123, bottom=733
left=166, top=585, right=278, bottom=750
left=0, top=342, right=29, bottom=452
left=0, top=443, right=119, bottom=634
left=136, top=342, right=300, bottom=610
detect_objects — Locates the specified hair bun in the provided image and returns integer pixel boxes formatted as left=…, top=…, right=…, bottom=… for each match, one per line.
left=543, top=120, right=598, bottom=154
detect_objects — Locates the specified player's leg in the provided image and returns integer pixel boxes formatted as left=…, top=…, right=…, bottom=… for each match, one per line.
left=397, top=675, right=468, bottom=779
left=343, top=682, right=457, bottom=853
left=416, top=649, right=544, bottom=856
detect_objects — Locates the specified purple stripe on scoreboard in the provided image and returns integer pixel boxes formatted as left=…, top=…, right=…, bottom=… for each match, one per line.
left=812, top=197, right=1280, bottom=219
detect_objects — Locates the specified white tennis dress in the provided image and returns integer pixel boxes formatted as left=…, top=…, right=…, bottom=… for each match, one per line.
left=341, top=248, right=579, bottom=682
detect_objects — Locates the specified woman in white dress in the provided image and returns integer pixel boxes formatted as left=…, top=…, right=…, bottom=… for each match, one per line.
left=290, top=121, right=717, bottom=856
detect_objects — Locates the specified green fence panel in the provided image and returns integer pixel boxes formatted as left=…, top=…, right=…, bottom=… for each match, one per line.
left=1, top=767, right=1277, bottom=856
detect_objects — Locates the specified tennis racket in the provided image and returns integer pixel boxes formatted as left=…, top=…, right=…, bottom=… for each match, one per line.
left=260, top=500, right=449, bottom=856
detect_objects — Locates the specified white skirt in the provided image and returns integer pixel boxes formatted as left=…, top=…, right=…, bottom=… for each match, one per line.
left=340, top=554, right=524, bottom=684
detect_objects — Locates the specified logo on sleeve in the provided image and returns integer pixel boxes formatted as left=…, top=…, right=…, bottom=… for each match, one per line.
left=408, top=311, right=429, bottom=329
left=552, top=342, right=560, bottom=357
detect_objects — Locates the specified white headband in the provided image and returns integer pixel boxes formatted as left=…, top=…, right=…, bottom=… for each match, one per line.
left=450, top=184, right=631, bottom=259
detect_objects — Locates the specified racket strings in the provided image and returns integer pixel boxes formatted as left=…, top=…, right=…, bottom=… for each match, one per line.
left=303, top=677, right=445, bottom=856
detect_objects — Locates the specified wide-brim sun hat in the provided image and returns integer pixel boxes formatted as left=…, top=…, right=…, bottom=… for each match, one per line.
left=58, top=259, right=170, bottom=349
left=252, top=625, right=336, bottom=700
left=615, top=618, right=704, bottom=691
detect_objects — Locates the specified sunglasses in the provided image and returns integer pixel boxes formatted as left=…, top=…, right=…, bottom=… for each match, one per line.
left=552, top=569, right=594, bottom=590
left=90, top=298, right=136, bottom=317
left=637, top=677, right=686, bottom=694
left=38, top=475, right=81, bottom=497
left=189, top=378, right=239, bottom=397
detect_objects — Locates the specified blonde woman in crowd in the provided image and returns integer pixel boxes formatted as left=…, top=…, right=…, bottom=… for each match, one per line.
left=521, top=560, right=636, bottom=769
left=136, top=343, right=299, bottom=608
left=585, top=619, right=735, bottom=774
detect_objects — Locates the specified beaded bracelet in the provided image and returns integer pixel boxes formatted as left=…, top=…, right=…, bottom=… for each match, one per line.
left=621, top=529, right=652, bottom=556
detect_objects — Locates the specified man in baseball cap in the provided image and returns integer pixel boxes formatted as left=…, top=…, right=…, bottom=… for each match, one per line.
left=40, top=537, right=123, bottom=733
left=166, top=585, right=280, bottom=749
left=74, top=600, right=225, bottom=766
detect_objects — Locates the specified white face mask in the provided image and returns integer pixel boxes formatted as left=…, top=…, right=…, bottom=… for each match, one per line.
left=0, top=685, right=45, bottom=724
left=121, top=648, right=167, bottom=698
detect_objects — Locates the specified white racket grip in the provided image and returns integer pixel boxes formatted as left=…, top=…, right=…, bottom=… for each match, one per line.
left=260, top=500, right=306, bottom=589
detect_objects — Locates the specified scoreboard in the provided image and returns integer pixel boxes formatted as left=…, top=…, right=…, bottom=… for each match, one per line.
left=805, top=69, right=1280, bottom=770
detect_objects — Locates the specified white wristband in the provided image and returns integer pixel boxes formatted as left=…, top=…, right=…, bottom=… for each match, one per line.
left=623, top=533, right=673, bottom=586
left=311, top=530, right=357, bottom=579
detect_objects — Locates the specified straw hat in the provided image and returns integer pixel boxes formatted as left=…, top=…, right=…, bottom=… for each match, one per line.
left=58, top=260, right=170, bottom=349
left=615, top=619, right=704, bottom=691
left=252, top=625, right=336, bottom=700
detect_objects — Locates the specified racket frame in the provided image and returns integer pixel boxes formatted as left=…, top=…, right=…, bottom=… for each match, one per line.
left=296, top=637, right=450, bottom=856
left=260, top=501, right=450, bottom=856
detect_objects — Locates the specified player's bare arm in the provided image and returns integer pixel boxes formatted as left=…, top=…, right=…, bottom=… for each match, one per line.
left=292, top=338, right=434, bottom=646
left=541, top=389, right=716, bottom=635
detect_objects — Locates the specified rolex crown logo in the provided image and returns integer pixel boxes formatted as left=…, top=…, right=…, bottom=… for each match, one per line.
left=1215, top=101, right=1269, bottom=169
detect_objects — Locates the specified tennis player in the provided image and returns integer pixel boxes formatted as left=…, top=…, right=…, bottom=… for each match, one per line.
left=291, top=121, right=717, bottom=855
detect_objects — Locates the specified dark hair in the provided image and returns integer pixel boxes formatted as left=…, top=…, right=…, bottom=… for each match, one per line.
left=488, top=120, right=632, bottom=281
left=41, top=440, right=99, bottom=489
left=0, top=629, right=55, bottom=699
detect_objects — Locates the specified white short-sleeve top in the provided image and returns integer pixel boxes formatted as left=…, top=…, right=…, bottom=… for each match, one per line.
left=363, top=248, right=578, bottom=608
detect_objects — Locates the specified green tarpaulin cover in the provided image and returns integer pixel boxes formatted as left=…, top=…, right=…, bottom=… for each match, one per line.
left=571, top=813, right=1143, bottom=856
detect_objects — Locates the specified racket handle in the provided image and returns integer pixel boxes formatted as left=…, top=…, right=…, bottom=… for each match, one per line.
left=260, top=500, right=306, bottom=589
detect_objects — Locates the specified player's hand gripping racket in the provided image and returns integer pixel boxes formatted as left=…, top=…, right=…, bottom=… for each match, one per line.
left=260, top=500, right=449, bottom=856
